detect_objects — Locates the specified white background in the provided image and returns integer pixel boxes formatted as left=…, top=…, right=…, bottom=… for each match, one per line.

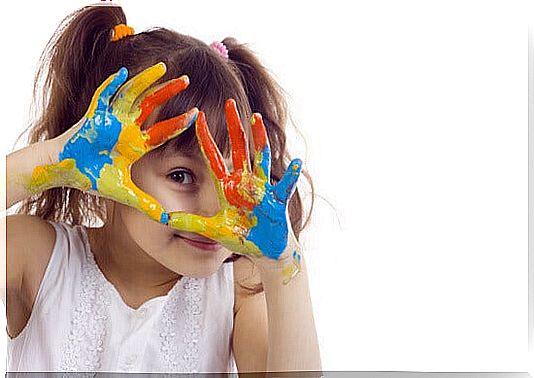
left=0, top=0, right=532, bottom=373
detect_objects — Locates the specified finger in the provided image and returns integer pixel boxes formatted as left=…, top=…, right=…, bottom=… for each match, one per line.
left=111, top=62, right=167, bottom=114
left=133, top=75, right=190, bottom=127
left=87, top=67, right=128, bottom=117
left=250, top=113, right=271, bottom=182
left=225, top=99, right=251, bottom=173
left=196, top=111, right=229, bottom=181
left=97, top=158, right=167, bottom=223
left=167, top=211, right=219, bottom=235
left=144, top=107, right=199, bottom=149
left=273, top=158, right=302, bottom=203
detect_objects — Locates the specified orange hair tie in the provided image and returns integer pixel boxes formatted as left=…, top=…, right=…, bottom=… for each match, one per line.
left=111, top=24, right=135, bottom=42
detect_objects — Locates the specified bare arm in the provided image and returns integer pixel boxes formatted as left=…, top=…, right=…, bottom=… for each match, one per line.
left=6, top=138, right=61, bottom=209
left=256, top=243, right=322, bottom=374
left=232, top=257, right=269, bottom=372
left=232, top=253, right=322, bottom=374
left=2, top=135, right=61, bottom=310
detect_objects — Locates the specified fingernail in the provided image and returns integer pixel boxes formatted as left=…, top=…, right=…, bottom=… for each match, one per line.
left=118, top=67, right=128, bottom=78
left=179, top=75, right=190, bottom=85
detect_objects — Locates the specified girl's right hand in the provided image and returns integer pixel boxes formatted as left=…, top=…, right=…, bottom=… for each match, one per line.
left=28, top=62, right=198, bottom=224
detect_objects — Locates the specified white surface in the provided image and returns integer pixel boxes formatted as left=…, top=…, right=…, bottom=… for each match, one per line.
left=0, top=0, right=531, bottom=374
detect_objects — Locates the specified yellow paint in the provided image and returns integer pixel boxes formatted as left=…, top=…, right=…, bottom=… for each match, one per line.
left=96, top=154, right=165, bottom=222
left=253, top=151, right=265, bottom=178
left=86, top=73, right=118, bottom=119
left=168, top=205, right=263, bottom=258
left=28, top=159, right=92, bottom=194
left=114, top=122, right=149, bottom=162
left=236, top=174, right=265, bottom=204
left=282, top=251, right=302, bottom=284
left=70, top=119, right=99, bottom=144
left=114, top=63, right=167, bottom=113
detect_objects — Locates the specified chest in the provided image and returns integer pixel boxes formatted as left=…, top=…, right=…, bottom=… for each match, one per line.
left=8, top=257, right=236, bottom=373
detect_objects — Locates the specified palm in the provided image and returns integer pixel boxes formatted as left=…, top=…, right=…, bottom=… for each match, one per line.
left=168, top=99, right=302, bottom=261
left=33, top=63, right=198, bottom=224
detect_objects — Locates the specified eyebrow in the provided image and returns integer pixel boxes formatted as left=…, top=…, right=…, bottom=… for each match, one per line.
left=160, top=150, right=204, bottom=163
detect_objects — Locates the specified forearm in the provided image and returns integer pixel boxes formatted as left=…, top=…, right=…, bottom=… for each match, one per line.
left=6, top=138, right=59, bottom=209
left=257, top=245, right=322, bottom=373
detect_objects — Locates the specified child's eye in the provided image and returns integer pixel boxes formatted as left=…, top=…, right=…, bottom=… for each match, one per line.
left=167, top=169, right=195, bottom=185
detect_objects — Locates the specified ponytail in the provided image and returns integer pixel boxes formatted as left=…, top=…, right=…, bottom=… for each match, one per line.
left=42, top=6, right=125, bottom=138
left=18, top=6, right=127, bottom=225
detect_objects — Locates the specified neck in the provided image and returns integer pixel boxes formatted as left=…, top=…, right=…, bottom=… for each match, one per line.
left=86, top=210, right=181, bottom=300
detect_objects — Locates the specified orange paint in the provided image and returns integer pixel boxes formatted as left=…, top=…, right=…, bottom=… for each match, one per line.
left=136, top=76, right=190, bottom=127
left=145, top=107, right=198, bottom=148
left=250, top=113, right=267, bottom=150
left=196, top=111, right=228, bottom=180
left=224, top=176, right=256, bottom=211
left=225, top=99, right=250, bottom=173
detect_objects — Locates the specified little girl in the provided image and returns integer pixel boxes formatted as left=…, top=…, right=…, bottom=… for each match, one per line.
left=3, top=4, right=321, bottom=374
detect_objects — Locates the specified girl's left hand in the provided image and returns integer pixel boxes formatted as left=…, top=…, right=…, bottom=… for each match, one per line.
left=167, top=99, right=303, bottom=283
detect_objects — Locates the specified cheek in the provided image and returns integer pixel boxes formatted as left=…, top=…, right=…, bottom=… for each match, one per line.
left=130, top=157, right=156, bottom=193
left=130, top=159, right=186, bottom=210
left=120, top=205, right=174, bottom=252
left=130, top=155, right=218, bottom=216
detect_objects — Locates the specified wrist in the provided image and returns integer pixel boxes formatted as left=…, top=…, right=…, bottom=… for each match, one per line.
left=25, top=138, right=64, bottom=193
left=42, top=137, right=62, bottom=165
left=6, top=138, right=63, bottom=208
left=255, top=237, right=303, bottom=284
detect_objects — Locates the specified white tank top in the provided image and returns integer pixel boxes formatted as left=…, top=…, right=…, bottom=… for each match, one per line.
left=7, top=221, right=237, bottom=373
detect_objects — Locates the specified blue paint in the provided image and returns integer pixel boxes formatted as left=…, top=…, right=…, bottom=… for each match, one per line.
left=246, top=182, right=289, bottom=259
left=160, top=211, right=169, bottom=225
left=246, top=158, right=302, bottom=259
left=59, top=115, right=122, bottom=189
left=273, top=159, right=302, bottom=203
left=259, top=144, right=271, bottom=180
left=97, top=67, right=129, bottom=113
left=58, top=68, right=128, bottom=189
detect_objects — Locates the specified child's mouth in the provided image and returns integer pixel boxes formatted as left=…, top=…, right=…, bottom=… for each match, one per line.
left=173, top=232, right=222, bottom=252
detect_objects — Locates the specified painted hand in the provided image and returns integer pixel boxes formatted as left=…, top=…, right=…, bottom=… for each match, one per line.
left=29, top=62, right=198, bottom=223
left=168, top=99, right=303, bottom=283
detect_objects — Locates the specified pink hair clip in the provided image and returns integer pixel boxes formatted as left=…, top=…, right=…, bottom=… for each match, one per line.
left=210, top=41, right=229, bottom=59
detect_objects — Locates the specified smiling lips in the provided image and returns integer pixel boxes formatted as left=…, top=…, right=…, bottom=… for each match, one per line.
left=174, top=232, right=222, bottom=251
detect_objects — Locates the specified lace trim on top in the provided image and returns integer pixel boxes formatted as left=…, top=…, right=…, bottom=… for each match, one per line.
left=58, top=226, right=205, bottom=372
left=59, top=239, right=112, bottom=371
left=160, top=278, right=204, bottom=372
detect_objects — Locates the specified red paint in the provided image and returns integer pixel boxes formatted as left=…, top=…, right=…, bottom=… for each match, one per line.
left=145, top=107, right=196, bottom=147
left=223, top=175, right=254, bottom=210
left=251, top=113, right=267, bottom=151
left=225, top=99, right=250, bottom=173
left=197, top=110, right=256, bottom=211
left=196, top=111, right=228, bottom=180
left=136, top=76, right=190, bottom=127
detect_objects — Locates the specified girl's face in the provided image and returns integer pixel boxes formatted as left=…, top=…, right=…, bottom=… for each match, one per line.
left=115, top=142, right=234, bottom=278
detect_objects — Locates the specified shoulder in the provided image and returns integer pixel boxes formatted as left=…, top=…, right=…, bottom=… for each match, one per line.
left=6, top=214, right=57, bottom=291
left=232, top=256, right=264, bottom=315
left=4, top=215, right=57, bottom=337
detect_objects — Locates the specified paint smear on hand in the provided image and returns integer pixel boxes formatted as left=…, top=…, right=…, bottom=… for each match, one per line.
left=28, top=63, right=196, bottom=224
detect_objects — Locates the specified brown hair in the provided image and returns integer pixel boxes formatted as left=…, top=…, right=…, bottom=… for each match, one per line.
left=17, top=5, right=314, bottom=288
